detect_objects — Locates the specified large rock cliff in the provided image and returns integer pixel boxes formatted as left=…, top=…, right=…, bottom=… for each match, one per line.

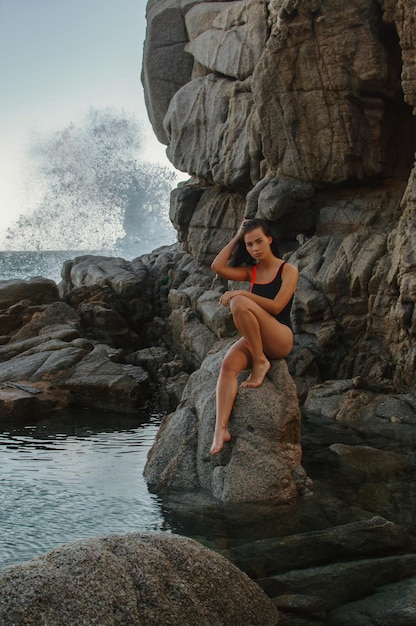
left=142, top=0, right=416, bottom=398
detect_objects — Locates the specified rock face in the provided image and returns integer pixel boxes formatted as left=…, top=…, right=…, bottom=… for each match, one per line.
left=0, top=532, right=281, bottom=626
left=142, top=0, right=416, bottom=399
left=0, top=252, right=186, bottom=417
left=138, top=0, right=416, bottom=505
left=145, top=348, right=308, bottom=503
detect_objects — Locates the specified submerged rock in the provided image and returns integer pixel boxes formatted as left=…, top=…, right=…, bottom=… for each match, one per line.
left=223, top=516, right=412, bottom=578
left=329, top=576, right=416, bottom=625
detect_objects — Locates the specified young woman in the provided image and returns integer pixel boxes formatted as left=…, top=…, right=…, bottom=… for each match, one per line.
left=210, top=218, right=298, bottom=455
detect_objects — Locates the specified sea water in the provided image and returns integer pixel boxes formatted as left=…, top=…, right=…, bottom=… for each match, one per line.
left=0, top=411, right=166, bottom=568
left=0, top=250, right=169, bottom=568
left=0, top=250, right=113, bottom=284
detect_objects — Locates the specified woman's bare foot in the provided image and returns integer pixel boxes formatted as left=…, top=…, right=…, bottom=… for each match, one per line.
left=210, top=427, right=232, bottom=455
left=241, top=358, right=270, bottom=388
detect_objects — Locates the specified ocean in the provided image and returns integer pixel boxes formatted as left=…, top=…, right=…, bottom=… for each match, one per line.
left=0, top=250, right=113, bottom=284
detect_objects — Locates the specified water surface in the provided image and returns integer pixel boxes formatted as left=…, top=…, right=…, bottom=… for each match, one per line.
left=0, top=250, right=106, bottom=284
left=2, top=409, right=416, bottom=571
left=0, top=410, right=166, bottom=568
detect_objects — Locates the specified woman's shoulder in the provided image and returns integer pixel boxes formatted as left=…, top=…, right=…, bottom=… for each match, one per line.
left=280, top=261, right=299, bottom=286
left=282, top=260, right=298, bottom=273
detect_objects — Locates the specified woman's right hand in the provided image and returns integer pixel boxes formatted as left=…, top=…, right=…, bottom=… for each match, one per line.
left=235, top=218, right=250, bottom=240
left=211, top=218, right=252, bottom=283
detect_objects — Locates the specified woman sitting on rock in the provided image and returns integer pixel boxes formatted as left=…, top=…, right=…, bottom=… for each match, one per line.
left=210, top=218, right=298, bottom=455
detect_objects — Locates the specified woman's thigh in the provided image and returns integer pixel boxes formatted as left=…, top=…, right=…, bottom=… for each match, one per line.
left=259, top=313, right=293, bottom=359
left=242, top=300, right=293, bottom=359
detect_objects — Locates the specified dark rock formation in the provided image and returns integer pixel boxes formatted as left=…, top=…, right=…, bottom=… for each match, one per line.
left=138, top=1, right=416, bottom=619
left=142, top=0, right=416, bottom=398
left=0, top=253, right=179, bottom=418
left=139, top=0, right=416, bottom=495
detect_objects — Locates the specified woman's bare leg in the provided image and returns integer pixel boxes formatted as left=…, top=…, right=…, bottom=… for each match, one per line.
left=211, top=296, right=293, bottom=454
left=210, top=339, right=251, bottom=455
left=230, top=295, right=293, bottom=388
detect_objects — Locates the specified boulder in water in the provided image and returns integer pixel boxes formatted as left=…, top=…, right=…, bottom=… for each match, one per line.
left=0, top=532, right=281, bottom=626
left=144, top=342, right=309, bottom=503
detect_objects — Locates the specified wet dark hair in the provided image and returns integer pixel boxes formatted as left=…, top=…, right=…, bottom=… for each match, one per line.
left=230, top=218, right=281, bottom=266
left=241, top=218, right=272, bottom=237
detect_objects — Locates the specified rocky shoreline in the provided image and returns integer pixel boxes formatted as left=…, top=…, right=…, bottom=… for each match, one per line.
left=1, top=245, right=416, bottom=623
left=1, top=0, right=416, bottom=621
left=0, top=248, right=187, bottom=419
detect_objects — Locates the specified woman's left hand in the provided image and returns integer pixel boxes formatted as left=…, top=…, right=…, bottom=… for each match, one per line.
left=219, top=290, right=242, bottom=306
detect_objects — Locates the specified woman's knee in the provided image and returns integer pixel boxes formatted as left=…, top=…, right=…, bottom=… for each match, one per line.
left=230, top=295, right=251, bottom=316
left=220, top=342, right=250, bottom=375
left=220, top=354, right=240, bottom=376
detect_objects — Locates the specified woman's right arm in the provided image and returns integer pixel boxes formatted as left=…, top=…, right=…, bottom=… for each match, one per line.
left=211, top=225, right=251, bottom=282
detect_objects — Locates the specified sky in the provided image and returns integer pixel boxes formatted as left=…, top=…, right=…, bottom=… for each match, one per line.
left=0, top=0, right=175, bottom=243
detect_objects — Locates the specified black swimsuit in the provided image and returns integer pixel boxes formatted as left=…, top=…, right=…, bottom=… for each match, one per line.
left=250, top=262, right=293, bottom=330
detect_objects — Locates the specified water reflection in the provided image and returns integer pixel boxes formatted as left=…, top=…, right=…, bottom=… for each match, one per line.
left=155, top=482, right=370, bottom=555
left=1, top=409, right=415, bottom=571
left=0, top=409, right=167, bottom=568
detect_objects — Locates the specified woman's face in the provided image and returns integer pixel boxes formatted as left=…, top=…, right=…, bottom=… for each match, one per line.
left=244, top=227, right=272, bottom=260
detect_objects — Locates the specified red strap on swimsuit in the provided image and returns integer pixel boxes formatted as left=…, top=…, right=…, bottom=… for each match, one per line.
left=250, top=261, right=286, bottom=292
left=250, top=264, right=258, bottom=292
